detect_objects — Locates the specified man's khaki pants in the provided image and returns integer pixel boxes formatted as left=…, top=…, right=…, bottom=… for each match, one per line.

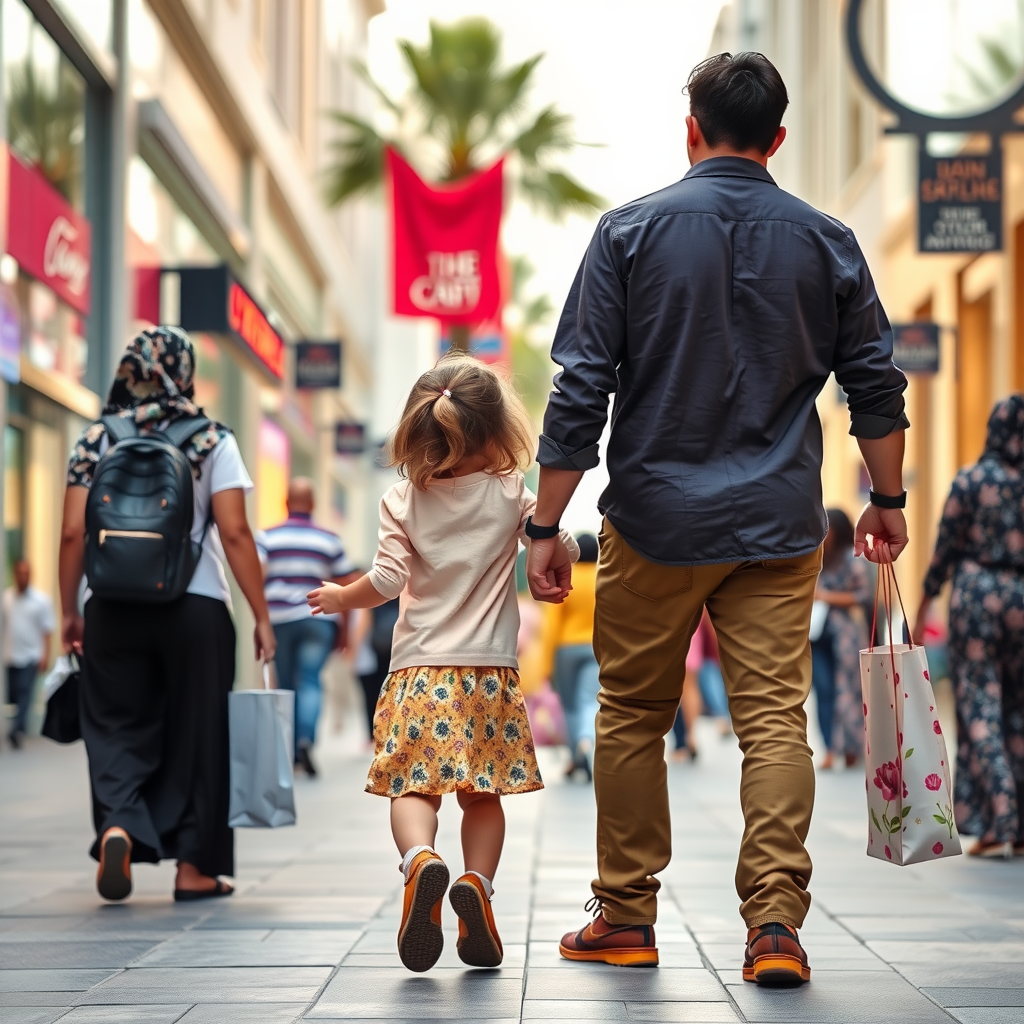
left=592, top=520, right=822, bottom=930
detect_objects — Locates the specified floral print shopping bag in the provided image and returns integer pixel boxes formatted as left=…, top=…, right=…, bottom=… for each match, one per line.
left=860, top=563, right=962, bottom=865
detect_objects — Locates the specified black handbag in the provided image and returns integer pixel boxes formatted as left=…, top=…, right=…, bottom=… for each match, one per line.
left=41, top=657, right=82, bottom=744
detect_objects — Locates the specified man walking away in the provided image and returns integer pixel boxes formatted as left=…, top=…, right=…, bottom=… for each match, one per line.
left=4, top=559, right=54, bottom=748
left=526, top=53, right=909, bottom=984
left=257, top=479, right=358, bottom=776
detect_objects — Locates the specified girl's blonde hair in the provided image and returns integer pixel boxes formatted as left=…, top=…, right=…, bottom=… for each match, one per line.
left=389, top=354, right=534, bottom=490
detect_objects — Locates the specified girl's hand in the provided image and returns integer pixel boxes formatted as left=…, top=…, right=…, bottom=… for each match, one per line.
left=308, top=581, right=345, bottom=615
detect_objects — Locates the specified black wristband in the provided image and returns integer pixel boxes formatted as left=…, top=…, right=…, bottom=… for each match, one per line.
left=869, top=489, right=907, bottom=509
left=524, top=515, right=561, bottom=540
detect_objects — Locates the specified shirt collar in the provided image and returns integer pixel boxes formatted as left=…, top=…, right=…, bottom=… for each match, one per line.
left=683, top=156, right=777, bottom=186
left=288, top=512, right=312, bottom=522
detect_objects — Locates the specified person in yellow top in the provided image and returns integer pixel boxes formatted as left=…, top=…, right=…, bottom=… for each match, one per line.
left=539, top=533, right=600, bottom=781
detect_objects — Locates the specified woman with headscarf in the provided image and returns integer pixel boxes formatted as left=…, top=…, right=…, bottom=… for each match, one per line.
left=913, top=395, right=1024, bottom=858
left=58, top=327, right=276, bottom=900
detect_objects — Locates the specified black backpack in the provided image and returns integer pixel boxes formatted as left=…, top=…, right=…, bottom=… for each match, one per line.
left=84, top=414, right=212, bottom=603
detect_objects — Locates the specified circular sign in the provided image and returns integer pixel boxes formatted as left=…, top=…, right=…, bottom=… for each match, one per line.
left=847, top=0, right=1024, bottom=134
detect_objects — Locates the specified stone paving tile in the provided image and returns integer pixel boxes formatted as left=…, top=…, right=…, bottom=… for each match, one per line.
left=0, top=940, right=160, bottom=968
left=58, top=1006, right=191, bottom=1022
left=524, top=967, right=728, bottom=1002
left=0, top=970, right=116, bottom=992
left=890, top=963, right=1024, bottom=988
left=176, top=1004, right=311, bottom=1022
left=133, top=928, right=362, bottom=967
left=922, top=988, right=1024, bottom=1006
left=726, top=971, right=958, bottom=1023
left=521, top=1000, right=628, bottom=1019
left=947, top=1011, right=1024, bottom=1024
left=626, top=1004, right=742, bottom=1022
left=0, top=1010, right=64, bottom=1024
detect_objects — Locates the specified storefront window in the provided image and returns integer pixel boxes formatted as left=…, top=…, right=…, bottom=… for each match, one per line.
left=3, top=0, right=87, bottom=210
left=65, top=0, right=114, bottom=58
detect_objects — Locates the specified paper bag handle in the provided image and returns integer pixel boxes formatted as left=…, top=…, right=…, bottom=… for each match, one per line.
left=262, top=662, right=271, bottom=690
left=869, top=557, right=913, bottom=653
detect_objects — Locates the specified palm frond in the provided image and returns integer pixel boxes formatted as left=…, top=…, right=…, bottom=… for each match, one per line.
left=350, top=58, right=404, bottom=116
left=517, top=168, right=605, bottom=218
left=509, top=105, right=575, bottom=166
left=322, top=112, right=390, bottom=206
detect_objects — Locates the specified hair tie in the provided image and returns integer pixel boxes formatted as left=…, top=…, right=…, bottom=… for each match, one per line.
left=441, top=389, right=452, bottom=399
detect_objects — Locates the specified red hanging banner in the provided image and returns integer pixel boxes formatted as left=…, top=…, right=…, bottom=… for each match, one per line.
left=387, top=147, right=504, bottom=324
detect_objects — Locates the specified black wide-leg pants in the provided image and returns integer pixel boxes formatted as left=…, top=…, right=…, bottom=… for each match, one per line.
left=81, top=594, right=237, bottom=878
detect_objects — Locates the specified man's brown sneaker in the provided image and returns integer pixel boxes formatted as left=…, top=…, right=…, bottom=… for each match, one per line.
left=449, top=873, right=503, bottom=968
left=96, top=827, right=132, bottom=902
left=743, top=923, right=811, bottom=986
left=397, top=851, right=449, bottom=973
left=559, top=907, right=659, bottom=967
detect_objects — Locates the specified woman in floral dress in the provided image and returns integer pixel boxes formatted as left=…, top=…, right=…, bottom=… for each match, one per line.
left=913, top=395, right=1024, bottom=858
left=813, top=509, right=871, bottom=767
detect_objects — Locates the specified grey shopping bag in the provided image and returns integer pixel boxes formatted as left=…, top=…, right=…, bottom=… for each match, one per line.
left=228, top=665, right=296, bottom=828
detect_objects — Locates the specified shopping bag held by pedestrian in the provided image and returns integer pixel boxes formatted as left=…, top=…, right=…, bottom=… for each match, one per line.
left=860, top=562, right=961, bottom=865
left=41, top=654, right=82, bottom=744
left=228, top=663, right=296, bottom=828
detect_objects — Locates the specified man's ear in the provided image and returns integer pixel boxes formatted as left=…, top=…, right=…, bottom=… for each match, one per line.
left=766, top=125, right=786, bottom=159
left=685, top=114, right=702, bottom=150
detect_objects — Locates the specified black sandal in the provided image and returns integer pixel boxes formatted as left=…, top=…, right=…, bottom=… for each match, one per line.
left=173, top=879, right=234, bottom=902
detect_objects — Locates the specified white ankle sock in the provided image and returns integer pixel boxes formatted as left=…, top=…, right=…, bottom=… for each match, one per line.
left=467, top=870, right=493, bottom=899
left=400, top=845, right=434, bottom=880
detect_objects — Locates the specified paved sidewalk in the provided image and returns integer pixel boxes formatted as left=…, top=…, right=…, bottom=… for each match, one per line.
left=1, top=718, right=1023, bottom=1024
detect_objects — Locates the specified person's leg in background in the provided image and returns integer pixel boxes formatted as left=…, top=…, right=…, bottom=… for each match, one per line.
left=7, top=663, right=36, bottom=747
left=272, top=621, right=300, bottom=760
left=574, top=656, right=601, bottom=780
left=705, top=549, right=820, bottom=984
left=553, top=645, right=584, bottom=778
left=359, top=667, right=389, bottom=748
left=810, top=633, right=836, bottom=768
left=699, top=659, right=732, bottom=735
left=292, top=617, right=339, bottom=776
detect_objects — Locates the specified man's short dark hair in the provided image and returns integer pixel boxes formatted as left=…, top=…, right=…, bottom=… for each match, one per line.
left=686, top=52, right=789, bottom=154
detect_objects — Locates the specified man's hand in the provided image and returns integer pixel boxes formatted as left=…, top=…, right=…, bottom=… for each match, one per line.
left=854, top=504, right=908, bottom=563
left=61, top=613, right=84, bottom=655
left=527, top=537, right=573, bottom=603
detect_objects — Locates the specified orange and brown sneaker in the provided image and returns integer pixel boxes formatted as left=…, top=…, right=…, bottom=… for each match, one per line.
left=559, top=907, right=659, bottom=968
left=743, top=923, right=811, bottom=986
left=96, top=827, right=132, bottom=902
left=449, top=873, right=503, bottom=968
left=397, top=851, right=449, bottom=973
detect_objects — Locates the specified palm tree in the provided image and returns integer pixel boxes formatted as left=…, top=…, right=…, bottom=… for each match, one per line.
left=324, top=17, right=603, bottom=349
left=508, top=255, right=557, bottom=427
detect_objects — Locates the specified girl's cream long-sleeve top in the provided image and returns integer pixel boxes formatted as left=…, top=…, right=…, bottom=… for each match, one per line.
left=367, top=471, right=578, bottom=673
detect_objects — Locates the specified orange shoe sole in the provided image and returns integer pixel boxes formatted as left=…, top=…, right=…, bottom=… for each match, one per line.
left=558, top=942, right=659, bottom=967
left=450, top=880, right=503, bottom=968
left=743, top=954, right=811, bottom=986
left=397, top=857, right=449, bottom=973
left=96, top=828, right=132, bottom=902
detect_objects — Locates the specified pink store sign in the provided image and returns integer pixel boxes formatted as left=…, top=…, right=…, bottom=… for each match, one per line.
left=7, top=150, right=92, bottom=316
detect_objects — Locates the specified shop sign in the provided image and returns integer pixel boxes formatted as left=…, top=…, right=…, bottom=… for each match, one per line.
left=334, top=422, right=366, bottom=455
left=891, top=322, right=940, bottom=375
left=918, top=152, right=1002, bottom=253
left=295, top=340, right=342, bottom=390
left=176, top=265, right=285, bottom=381
left=6, top=151, right=92, bottom=315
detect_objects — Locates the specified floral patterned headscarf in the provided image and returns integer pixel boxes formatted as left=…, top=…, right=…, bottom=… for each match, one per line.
left=983, top=393, right=1024, bottom=468
left=67, top=327, right=229, bottom=487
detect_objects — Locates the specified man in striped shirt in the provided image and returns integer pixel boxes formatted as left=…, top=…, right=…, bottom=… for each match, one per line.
left=257, top=478, right=359, bottom=776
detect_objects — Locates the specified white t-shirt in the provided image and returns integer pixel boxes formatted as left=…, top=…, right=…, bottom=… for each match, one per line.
left=89, top=429, right=253, bottom=607
left=3, top=586, right=55, bottom=666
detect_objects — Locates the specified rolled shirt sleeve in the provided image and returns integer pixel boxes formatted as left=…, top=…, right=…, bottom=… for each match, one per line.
left=367, top=493, right=413, bottom=600
left=538, top=215, right=627, bottom=470
left=834, top=230, right=910, bottom=439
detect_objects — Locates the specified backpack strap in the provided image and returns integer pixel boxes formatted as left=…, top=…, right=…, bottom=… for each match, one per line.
left=101, top=415, right=139, bottom=444
left=161, top=415, right=213, bottom=452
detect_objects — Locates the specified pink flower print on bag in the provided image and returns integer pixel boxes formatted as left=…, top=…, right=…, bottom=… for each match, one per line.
left=924, top=774, right=942, bottom=791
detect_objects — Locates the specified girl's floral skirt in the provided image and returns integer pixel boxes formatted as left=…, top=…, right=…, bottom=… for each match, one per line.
left=365, top=666, right=544, bottom=798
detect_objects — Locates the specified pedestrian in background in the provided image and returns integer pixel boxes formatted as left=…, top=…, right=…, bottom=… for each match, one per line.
left=59, top=328, right=275, bottom=903
left=308, top=354, right=577, bottom=973
left=257, top=478, right=359, bottom=777
left=528, top=52, right=909, bottom=981
left=913, top=394, right=1024, bottom=859
left=3, top=559, right=54, bottom=748
left=350, top=597, right=400, bottom=747
left=538, top=532, right=600, bottom=781
left=811, top=509, right=870, bottom=769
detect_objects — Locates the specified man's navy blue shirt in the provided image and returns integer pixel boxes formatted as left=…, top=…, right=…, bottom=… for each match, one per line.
left=539, top=157, right=909, bottom=566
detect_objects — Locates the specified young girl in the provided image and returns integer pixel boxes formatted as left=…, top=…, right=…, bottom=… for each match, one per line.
left=308, top=355, right=577, bottom=973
